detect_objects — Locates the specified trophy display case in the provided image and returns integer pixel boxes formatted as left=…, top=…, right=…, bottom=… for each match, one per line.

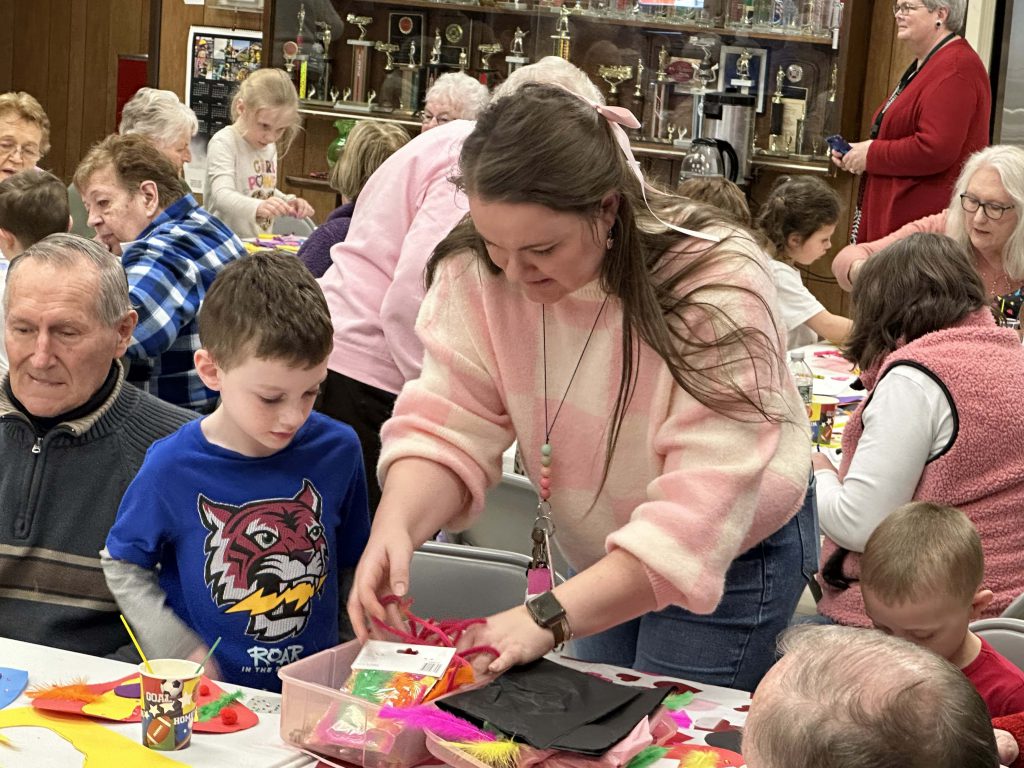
left=263, top=0, right=867, bottom=186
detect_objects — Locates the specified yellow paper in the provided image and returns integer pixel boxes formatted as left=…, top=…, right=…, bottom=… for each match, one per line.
left=0, top=707, right=178, bottom=767
left=81, top=689, right=140, bottom=721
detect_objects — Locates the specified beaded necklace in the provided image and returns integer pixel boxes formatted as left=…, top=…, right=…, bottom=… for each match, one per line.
left=527, top=295, right=610, bottom=597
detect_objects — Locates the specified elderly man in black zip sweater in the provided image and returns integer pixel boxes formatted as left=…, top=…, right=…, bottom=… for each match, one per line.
left=0, top=234, right=195, bottom=659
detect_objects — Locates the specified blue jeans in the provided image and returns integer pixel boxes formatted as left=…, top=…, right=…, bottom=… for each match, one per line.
left=571, top=480, right=818, bottom=692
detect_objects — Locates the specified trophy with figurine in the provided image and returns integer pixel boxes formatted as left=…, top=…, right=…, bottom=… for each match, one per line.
left=646, top=46, right=673, bottom=143
left=550, top=7, right=572, bottom=61
left=598, top=65, right=633, bottom=106
left=506, top=27, right=529, bottom=73
left=344, top=14, right=376, bottom=109
left=478, top=43, right=504, bottom=88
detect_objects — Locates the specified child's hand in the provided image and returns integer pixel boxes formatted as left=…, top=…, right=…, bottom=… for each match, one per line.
left=256, top=197, right=293, bottom=221
left=290, top=197, right=315, bottom=220
left=995, top=729, right=1019, bottom=765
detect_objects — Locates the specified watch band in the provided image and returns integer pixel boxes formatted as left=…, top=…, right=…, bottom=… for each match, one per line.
left=526, top=591, right=572, bottom=650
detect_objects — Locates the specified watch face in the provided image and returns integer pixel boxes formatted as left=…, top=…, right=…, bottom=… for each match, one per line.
left=527, top=591, right=565, bottom=626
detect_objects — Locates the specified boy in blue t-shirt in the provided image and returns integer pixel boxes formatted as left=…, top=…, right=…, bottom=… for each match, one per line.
left=102, top=250, right=370, bottom=691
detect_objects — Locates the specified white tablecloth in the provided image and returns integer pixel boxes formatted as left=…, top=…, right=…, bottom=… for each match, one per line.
left=0, top=638, right=313, bottom=767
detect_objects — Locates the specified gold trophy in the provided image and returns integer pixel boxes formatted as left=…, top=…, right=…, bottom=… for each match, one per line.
left=375, top=41, right=399, bottom=70
left=478, top=42, right=503, bottom=71
left=598, top=65, right=633, bottom=105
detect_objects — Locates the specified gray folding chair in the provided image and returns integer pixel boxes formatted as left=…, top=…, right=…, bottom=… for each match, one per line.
left=969, top=617, right=1024, bottom=671
left=1001, top=592, right=1024, bottom=620
left=456, top=471, right=570, bottom=576
left=271, top=215, right=316, bottom=236
left=408, top=541, right=561, bottom=620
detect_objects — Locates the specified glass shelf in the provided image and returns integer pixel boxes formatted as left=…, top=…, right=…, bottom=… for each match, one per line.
left=267, top=0, right=851, bottom=181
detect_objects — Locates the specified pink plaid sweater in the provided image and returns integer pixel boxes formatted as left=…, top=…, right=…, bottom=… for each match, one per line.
left=818, top=310, right=1024, bottom=625
left=380, top=239, right=809, bottom=613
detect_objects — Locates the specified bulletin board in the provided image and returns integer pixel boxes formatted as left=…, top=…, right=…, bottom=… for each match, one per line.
left=183, top=26, right=263, bottom=193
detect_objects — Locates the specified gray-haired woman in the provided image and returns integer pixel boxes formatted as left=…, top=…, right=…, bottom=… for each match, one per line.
left=119, top=87, right=199, bottom=172
left=831, top=0, right=990, bottom=243
left=834, top=145, right=1024, bottom=299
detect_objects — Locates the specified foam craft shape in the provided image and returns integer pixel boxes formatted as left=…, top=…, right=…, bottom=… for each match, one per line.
left=31, top=674, right=258, bottom=733
left=0, top=706, right=179, bottom=767
left=665, top=743, right=745, bottom=767
left=0, top=667, right=29, bottom=709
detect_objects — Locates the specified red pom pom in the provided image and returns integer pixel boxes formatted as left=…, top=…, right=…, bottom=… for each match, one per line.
left=220, top=708, right=238, bottom=725
left=200, top=683, right=210, bottom=696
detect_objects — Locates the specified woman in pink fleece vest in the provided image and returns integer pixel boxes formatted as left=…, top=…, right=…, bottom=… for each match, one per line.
left=348, top=84, right=812, bottom=691
left=813, top=232, right=1024, bottom=626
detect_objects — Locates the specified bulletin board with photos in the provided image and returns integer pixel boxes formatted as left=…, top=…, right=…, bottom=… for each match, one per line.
left=184, top=26, right=264, bottom=192
left=262, top=0, right=867, bottom=185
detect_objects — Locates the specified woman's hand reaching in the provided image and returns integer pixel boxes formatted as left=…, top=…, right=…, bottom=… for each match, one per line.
left=346, top=521, right=417, bottom=641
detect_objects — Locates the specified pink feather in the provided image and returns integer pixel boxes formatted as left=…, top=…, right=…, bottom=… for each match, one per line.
left=378, top=704, right=496, bottom=742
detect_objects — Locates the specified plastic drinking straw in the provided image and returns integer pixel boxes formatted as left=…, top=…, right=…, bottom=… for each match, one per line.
left=120, top=614, right=152, bottom=673
left=195, top=637, right=222, bottom=674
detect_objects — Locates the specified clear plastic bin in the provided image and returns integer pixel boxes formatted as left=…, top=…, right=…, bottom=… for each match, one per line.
left=278, top=640, right=433, bottom=768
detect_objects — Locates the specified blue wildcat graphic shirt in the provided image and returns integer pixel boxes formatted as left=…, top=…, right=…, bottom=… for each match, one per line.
left=106, top=413, right=370, bottom=691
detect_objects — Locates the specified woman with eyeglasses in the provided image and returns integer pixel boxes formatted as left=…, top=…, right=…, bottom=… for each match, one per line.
left=0, top=92, right=49, bottom=181
left=419, top=72, right=489, bottom=133
left=834, top=146, right=1024, bottom=300
left=831, top=0, right=989, bottom=244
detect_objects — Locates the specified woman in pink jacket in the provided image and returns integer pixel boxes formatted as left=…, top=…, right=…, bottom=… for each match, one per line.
left=348, top=84, right=812, bottom=691
left=832, top=145, right=1024, bottom=299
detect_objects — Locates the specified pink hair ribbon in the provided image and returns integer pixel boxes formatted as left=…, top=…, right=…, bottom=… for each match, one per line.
left=588, top=97, right=721, bottom=244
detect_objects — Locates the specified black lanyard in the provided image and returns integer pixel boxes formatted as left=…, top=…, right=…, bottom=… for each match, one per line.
left=870, top=32, right=958, bottom=139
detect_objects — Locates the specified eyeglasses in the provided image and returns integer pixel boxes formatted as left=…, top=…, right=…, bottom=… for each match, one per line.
left=892, top=2, right=925, bottom=15
left=0, top=140, right=41, bottom=163
left=421, top=112, right=452, bottom=126
left=960, top=194, right=1016, bottom=220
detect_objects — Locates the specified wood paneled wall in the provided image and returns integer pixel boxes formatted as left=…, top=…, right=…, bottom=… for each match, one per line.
left=0, top=0, right=150, bottom=182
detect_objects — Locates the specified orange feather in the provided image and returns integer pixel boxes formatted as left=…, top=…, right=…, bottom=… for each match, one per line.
left=26, top=680, right=103, bottom=703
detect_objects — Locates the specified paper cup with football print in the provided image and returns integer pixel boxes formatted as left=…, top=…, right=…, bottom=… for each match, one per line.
left=139, top=659, right=203, bottom=750
left=808, top=395, right=840, bottom=446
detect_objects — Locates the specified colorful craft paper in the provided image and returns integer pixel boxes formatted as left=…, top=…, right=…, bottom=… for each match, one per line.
left=0, top=667, right=28, bottom=709
left=29, top=674, right=258, bottom=733
left=0, top=706, right=179, bottom=767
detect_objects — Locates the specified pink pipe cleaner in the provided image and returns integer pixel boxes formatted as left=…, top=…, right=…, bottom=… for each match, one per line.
left=372, top=596, right=501, bottom=665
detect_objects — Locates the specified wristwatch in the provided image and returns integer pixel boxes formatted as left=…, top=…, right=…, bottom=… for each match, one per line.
left=525, top=590, right=572, bottom=651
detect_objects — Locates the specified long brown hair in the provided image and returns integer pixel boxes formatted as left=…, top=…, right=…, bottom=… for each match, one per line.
left=844, top=232, right=986, bottom=370
left=427, top=84, right=786, bottom=492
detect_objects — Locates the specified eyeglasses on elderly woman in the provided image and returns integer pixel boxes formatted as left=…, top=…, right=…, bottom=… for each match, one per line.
left=960, top=194, right=1016, bottom=220
left=891, top=2, right=927, bottom=14
left=0, top=140, right=41, bottom=163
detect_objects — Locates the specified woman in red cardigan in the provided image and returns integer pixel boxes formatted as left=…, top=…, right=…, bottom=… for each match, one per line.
left=833, top=0, right=990, bottom=243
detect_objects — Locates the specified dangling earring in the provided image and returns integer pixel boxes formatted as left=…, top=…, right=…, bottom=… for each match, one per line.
left=605, top=234, right=614, bottom=250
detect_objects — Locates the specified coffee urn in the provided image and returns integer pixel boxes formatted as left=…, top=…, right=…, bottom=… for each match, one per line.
left=701, top=92, right=756, bottom=184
